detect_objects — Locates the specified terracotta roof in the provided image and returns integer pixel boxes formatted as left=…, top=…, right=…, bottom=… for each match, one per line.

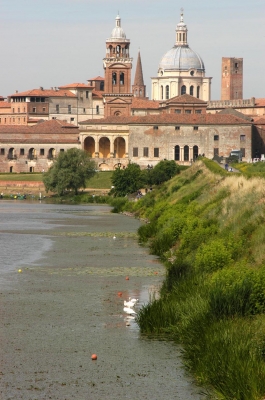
left=254, top=117, right=265, bottom=125
left=163, top=94, right=207, bottom=105
left=9, top=89, right=76, bottom=98
left=131, top=97, right=160, bottom=109
left=92, top=91, right=103, bottom=99
left=89, top=76, right=105, bottom=81
left=0, top=101, right=11, bottom=108
left=58, top=83, right=94, bottom=89
left=218, top=108, right=252, bottom=121
left=0, top=119, right=79, bottom=134
left=80, top=113, right=252, bottom=126
left=255, top=98, right=265, bottom=107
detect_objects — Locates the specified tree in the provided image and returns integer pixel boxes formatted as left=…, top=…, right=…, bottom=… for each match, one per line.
left=43, top=148, right=96, bottom=195
left=151, top=160, right=180, bottom=185
left=111, top=163, right=145, bottom=197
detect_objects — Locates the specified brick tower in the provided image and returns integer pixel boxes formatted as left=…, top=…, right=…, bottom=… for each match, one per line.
left=132, top=50, right=146, bottom=98
left=221, top=57, right=243, bottom=100
left=103, top=14, right=133, bottom=117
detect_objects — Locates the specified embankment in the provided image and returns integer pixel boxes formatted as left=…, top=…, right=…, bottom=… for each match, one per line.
left=126, top=159, right=265, bottom=400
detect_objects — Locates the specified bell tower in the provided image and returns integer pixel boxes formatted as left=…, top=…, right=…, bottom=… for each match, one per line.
left=103, top=15, right=133, bottom=117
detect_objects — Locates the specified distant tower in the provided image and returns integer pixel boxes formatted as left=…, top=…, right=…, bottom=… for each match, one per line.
left=103, top=14, right=133, bottom=117
left=221, top=57, right=243, bottom=100
left=132, top=51, right=146, bottom=98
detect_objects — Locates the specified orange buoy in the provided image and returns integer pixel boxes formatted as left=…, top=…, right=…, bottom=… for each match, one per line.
left=117, top=292, right=123, bottom=297
left=154, top=271, right=158, bottom=275
left=125, top=276, right=129, bottom=280
left=91, top=354, right=97, bottom=360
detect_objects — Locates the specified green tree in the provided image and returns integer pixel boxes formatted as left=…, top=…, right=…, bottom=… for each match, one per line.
left=43, top=148, right=96, bottom=195
left=151, top=160, right=180, bottom=185
left=111, top=163, right=145, bottom=197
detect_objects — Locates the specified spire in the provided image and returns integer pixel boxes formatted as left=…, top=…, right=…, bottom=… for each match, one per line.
left=134, top=50, right=144, bottom=86
left=132, top=50, right=146, bottom=98
left=175, top=9, right=188, bottom=46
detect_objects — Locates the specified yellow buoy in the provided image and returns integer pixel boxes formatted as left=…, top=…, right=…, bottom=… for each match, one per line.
left=18, top=269, right=22, bottom=273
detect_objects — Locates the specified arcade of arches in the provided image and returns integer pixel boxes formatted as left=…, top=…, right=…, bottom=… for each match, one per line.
left=84, top=135, right=127, bottom=160
left=174, top=145, right=199, bottom=161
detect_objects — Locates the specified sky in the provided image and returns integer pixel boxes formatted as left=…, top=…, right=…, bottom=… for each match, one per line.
left=0, top=0, right=264, bottom=100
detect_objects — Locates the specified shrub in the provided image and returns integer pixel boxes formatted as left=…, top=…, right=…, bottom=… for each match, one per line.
left=195, top=238, right=233, bottom=273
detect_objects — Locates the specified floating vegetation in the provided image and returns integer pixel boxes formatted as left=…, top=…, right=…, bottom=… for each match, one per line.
left=49, top=231, right=138, bottom=239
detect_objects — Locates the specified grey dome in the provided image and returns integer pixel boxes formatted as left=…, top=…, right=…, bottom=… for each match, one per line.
left=110, top=15, right=126, bottom=39
left=159, top=45, right=205, bottom=71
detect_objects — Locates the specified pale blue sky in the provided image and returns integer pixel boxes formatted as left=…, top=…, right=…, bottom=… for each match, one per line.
left=0, top=0, right=264, bottom=100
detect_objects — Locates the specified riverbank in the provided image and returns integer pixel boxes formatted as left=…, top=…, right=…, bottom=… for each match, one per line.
left=124, top=159, right=265, bottom=400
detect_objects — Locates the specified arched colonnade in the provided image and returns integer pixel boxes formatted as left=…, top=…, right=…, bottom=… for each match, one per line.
left=83, top=135, right=128, bottom=160
left=174, top=145, right=199, bottom=162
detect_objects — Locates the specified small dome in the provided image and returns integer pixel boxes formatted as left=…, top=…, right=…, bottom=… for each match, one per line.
left=111, top=15, right=126, bottom=39
left=159, top=45, right=205, bottom=72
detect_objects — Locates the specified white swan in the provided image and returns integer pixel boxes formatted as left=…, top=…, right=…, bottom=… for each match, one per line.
left=123, top=306, right=136, bottom=315
left=124, top=298, right=138, bottom=308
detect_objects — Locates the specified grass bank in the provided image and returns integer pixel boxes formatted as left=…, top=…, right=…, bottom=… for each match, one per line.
left=124, top=159, right=265, bottom=400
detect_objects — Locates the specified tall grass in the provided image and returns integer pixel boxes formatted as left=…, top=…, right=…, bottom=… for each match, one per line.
left=131, top=160, right=265, bottom=400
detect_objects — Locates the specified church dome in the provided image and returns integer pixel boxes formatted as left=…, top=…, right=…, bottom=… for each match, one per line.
left=159, top=45, right=205, bottom=71
left=110, top=15, right=126, bottom=39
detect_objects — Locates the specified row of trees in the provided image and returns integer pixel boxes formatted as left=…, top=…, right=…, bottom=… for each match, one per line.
left=111, top=160, right=181, bottom=197
left=43, top=148, right=180, bottom=196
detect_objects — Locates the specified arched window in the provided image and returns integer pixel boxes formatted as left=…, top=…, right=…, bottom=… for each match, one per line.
left=161, top=86, right=164, bottom=100
left=116, top=45, right=120, bottom=54
left=174, top=145, right=180, bottom=161
left=193, top=145, right=199, bottom=160
left=100, top=81, right=104, bottom=91
left=197, top=86, right=200, bottom=98
left=181, top=85, right=186, bottom=95
left=166, top=85, right=169, bottom=99
left=190, top=86, right=194, bottom=96
left=112, top=72, right=117, bottom=85
left=120, top=72, right=124, bottom=85
left=184, top=145, right=189, bottom=161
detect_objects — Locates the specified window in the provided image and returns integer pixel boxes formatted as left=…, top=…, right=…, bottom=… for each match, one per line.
left=18, top=108, right=20, bottom=113
left=60, top=149, right=64, bottom=152
left=214, top=135, right=219, bottom=141
left=68, top=105, right=71, bottom=114
left=83, top=108, right=86, bottom=113
left=0, top=118, right=1, bottom=123
left=175, top=109, right=181, bottom=114
left=190, top=86, right=194, bottom=96
left=32, top=107, right=36, bottom=113
left=112, top=72, right=117, bottom=85
left=240, top=148, right=245, bottom=157
left=235, top=62, right=238, bottom=68
left=161, top=86, right=163, bottom=100
left=195, top=110, right=202, bottom=114
left=86, top=91, right=89, bottom=99
left=12, top=108, right=15, bottom=113
left=120, top=72, right=124, bottom=85
left=181, top=85, right=186, bottom=95
left=193, top=126, right=199, bottom=130
left=197, top=86, right=200, bottom=98
left=56, top=104, right=59, bottom=113
left=143, top=147, right=149, bottom=157
left=96, top=105, right=99, bottom=114
left=0, top=149, right=5, bottom=155
left=154, top=148, right=159, bottom=157
left=40, top=149, right=45, bottom=156
left=20, top=149, right=24, bottom=155
left=42, top=107, right=46, bottom=112
left=185, top=110, right=191, bottom=114
left=240, top=135, right=246, bottom=141
left=166, top=85, right=169, bottom=100
left=214, top=148, right=219, bottom=156
left=175, top=126, right=180, bottom=130
left=23, top=107, right=26, bottom=112
left=153, top=126, right=158, bottom=130
left=133, top=147, right=138, bottom=157
left=70, top=117, right=74, bottom=122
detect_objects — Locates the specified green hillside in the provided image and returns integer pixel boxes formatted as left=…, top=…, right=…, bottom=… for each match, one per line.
left=125, top=160, right=265, bottom=400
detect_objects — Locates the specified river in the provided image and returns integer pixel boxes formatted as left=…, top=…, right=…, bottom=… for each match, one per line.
left=0, top=201, right=206, bottom=399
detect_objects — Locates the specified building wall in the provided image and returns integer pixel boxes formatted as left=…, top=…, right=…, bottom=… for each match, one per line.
left=128, top=123, right=252, bottom=166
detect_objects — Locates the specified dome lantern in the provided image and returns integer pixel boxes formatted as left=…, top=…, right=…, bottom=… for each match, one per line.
left=175, top=9, right=188, bottom=46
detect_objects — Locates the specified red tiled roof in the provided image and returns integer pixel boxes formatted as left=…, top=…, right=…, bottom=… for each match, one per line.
left=58, top=83, right=94, bottom=89
left=0, top=101, right=11, bottom=108
left=92, top=91, right=103, bottom=99
left=80, top=113, right=252, bottom=126
left=254, top=117, right=265, bottom=125
left=163, top=94, right=207, bottom=105
left=89, top=76, right=105, bottom=81
left=0, top=119, right=79, bottom=134
left=255, top=98, right=265, bottom=107
left=131, top=97, right=160, bottom=109
left=9, top=89, right=76, bottom=98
